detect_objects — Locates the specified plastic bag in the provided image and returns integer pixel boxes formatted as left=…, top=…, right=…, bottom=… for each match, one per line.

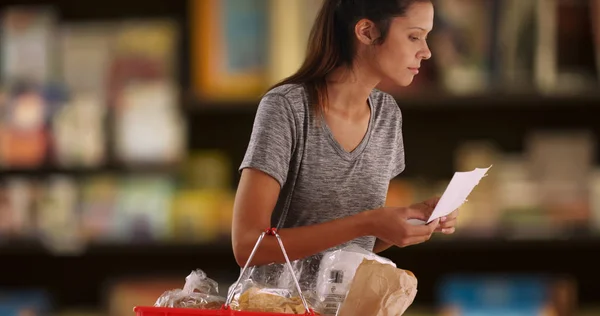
left=227, top=255, right=322, bottom=314
left=154, top=269, right=226, bottom=309
left=314, top=245, right=397, bottom=316
left=227, top=244, right=395, bottom=315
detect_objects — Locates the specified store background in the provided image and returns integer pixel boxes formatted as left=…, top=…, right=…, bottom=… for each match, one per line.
left=0, top=0, right=598, bottom=315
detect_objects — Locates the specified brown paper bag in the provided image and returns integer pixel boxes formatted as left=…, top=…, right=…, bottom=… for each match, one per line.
left=337, top=259, right=418, bottom=316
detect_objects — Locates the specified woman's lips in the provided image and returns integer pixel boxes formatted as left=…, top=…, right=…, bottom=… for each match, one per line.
left=408, top=67, right=420, bottom=75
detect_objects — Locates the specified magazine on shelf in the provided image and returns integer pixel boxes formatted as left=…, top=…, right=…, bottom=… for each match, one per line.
left=114, top=81, right=185, bottom=165
left=80, top=175, right=118, bottom=243
left=107, top=19, right=177, bottom=109
left=191, top=0, right=269, bottom=101
left=0, top=88, right=49, bottom=168
left=36, top=176, right=83, bottom=254
left=429, top=0, right=495, bottom=94
left=555, top=0, right=598, bottom=92
left=267, top=0, right=323, bottom=86
left=0, top=7, right=56, bottom=85
left=113, top=176, right=175, bottom=243
left=59, top=22, right=115, bottom=98
left=52, top=93, right=107, bottom=167
left=496, top=0, right=539, bottom=91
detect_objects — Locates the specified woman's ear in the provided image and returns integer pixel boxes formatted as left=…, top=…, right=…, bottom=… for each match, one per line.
left=354, top=19, right=380, bottom=45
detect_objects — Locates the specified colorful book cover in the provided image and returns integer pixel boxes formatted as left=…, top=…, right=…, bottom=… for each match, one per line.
left=429, top=0, right=495, bottom=95
left=108, top=20, right=182, bottom=166
left=113, top=176, right=175, bottom=243
left=191, top=0, right=269, bottom=101
left=169, top=189, right=221, bottom=243
left=58, top=22, right=115, bottom=99
left=0, top=87, right=49, bottom=168
left=491, top=155, right=549, bottom=239
left=36, top=176, right=83, bottom=254
left=496, top=0, right=538, bottom=91
left=107, top=19, right=177, bottom=110
left=52, top=93, right=107, bottom=168
left=267, top=0, right=323, bottom=86
left=0, top=289, right=51, bottom=316
left=437, top=275, right=575, bottom=316
left=113, top=20, right=177, bottom=77
left=80, top=175, right=118, bottom=243
left=0, top=178, right=38, bottom=240
left=114, top=81, right=185, bottom=166
left=0, top=7, right=56, bottom=85
left=525, top=131, right=595, bottom=228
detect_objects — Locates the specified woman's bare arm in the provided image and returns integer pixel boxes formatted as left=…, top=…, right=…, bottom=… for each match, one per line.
left=232, top=169, right=439, bottom=267
left=232, top=168, right=374, bottom=267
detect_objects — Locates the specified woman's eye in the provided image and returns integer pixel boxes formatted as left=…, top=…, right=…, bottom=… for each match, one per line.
left=410, top=36, right=419, bottom=41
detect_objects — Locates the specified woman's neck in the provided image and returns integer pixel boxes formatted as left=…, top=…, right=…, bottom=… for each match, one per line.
left=325, top=63, right=380, bottom=116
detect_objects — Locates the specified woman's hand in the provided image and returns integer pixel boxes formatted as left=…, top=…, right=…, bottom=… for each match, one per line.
left=409, top=197, right=459, bottom=234
left=370, top=206, right=439, bottom=248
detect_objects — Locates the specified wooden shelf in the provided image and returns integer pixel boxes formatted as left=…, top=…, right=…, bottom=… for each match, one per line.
left=2, top=235, right=599, bottom=255
left=0, top=163, right=180, bottom=178
left=184, top=91, right=600, bottom=114
left=1, top=237, right=599, bottom=310
left=0, top=0, right=597, bottom=312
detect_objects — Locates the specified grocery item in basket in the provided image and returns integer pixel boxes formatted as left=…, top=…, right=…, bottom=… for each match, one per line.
left=227, top=254, right=318, bottom=315
left=154, top=269, right=226, bottom=309
left=337, top=259, right=418, bottom=316
left=232, top=286, right=309, bottom=314
left=314, top=244, right=396, bottom=315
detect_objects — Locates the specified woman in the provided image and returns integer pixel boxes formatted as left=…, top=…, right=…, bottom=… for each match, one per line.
left=232, top=0, right=458, bottom=270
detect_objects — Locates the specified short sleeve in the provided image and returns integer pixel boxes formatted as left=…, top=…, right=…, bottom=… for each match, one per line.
left=239, top=93, right=297, bottom=188
left=390, top=98, right=406, bottom=179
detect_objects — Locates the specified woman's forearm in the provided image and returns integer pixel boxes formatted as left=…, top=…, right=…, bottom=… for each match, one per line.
left=233, top=210, right=375, bottom=267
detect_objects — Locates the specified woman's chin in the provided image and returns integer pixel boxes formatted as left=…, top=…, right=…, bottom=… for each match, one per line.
left=391, top=76, right=415, bottom=88
left=376, top=76, right=415, bottom=93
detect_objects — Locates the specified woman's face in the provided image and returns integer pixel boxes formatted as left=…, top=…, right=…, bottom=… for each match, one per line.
left=371, top=2, right=434, bottom=87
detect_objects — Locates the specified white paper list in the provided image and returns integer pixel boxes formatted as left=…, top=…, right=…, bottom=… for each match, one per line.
left=426, top=165, right=492, bottom=223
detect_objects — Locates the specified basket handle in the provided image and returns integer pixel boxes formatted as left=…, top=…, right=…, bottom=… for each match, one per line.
left=224, top=228, right=315, bottom=315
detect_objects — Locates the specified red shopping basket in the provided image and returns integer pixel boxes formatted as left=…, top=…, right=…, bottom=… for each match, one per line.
left=134, top=228, right=318, bottom=316
left=133, top=306, right=314, bottom=316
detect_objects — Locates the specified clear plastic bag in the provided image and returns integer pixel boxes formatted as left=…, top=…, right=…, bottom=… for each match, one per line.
left=154, top=269, right=226, bottom=309
left=227, top=257, right=320, bottom=314
left=225, top=229, right=319, bottom=314
left=226, top=244, right=395, bottom=315
left=313, top=245, right=397, bottom=316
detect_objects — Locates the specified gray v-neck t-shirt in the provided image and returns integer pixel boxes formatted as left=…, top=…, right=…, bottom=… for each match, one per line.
left=239, top=83, right=405, bottom=287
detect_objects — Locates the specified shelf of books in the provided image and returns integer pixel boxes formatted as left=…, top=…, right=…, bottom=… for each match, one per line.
left=0, top=0, right=599, bottom=315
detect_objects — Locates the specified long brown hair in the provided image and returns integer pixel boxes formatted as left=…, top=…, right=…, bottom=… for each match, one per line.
left=270, top=0, right=430, bottom=114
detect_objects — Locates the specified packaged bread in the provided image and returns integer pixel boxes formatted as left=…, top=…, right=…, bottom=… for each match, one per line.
left=231, top=286, right=310, bottom=314
left=337, top=259, right=418, bottom=316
